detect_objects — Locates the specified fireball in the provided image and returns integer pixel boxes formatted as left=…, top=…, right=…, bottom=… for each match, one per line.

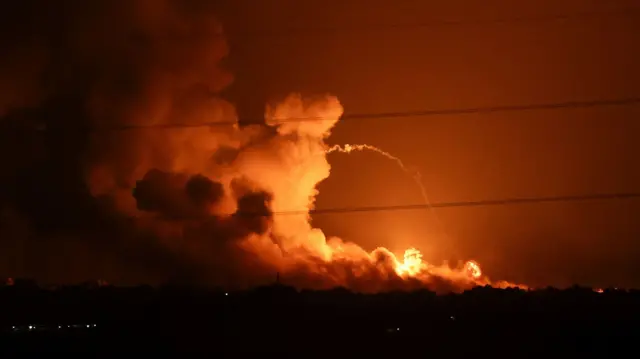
left=396, top=248, right=425, bottom=277
left=464, top=260, right=483, bottom=280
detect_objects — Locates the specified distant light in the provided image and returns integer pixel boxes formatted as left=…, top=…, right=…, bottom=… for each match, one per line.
left=225, top=292, right=228, bottom=296
left=58, top=326, right=61, bottom=329
left=12, top=326, right=15, bottom=329
left=87, top=325, right=90, bottom=328
left=29, top=326, right=33, bottom=330
left=93, top=324, right=97, bottom=327
left=396, top=328, right=400, bottom=331
left=450, top=316, right=455, bottom=320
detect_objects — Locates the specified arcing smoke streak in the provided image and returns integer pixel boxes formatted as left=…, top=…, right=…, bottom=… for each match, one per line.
left=327, top=144, right=410, bottom=170
left=320, top=144, right=523, bottom=291
left=326, top=144, right=450, bottom=239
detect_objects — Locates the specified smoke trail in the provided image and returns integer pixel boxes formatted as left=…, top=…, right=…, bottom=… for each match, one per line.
left=327, top=144, right=411, bottom=172
left=326, top=144, right=451, bottom=240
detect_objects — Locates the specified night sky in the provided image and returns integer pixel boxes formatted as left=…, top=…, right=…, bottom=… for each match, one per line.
left=1, top=0, right=639, bottom=289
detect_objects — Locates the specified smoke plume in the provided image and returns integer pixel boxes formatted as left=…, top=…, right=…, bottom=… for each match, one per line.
left=0, top=0, right=519, bottom=292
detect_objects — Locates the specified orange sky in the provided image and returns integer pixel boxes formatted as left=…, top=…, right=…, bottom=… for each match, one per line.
left=0, top=0, right=639, bottom=289
left=220, top=0, right=640, bottom=288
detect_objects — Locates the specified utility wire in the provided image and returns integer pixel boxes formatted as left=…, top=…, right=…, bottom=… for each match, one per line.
left=229, top=8, right=640, bottom=37
left=226, top=192, right=640, bottom=217
left=32, top=96, right=640, bottom=132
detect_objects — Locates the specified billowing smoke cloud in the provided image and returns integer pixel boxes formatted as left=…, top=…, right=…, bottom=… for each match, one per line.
left=133, top=170, right=224, bottom=219
left=0, top=0, right=514, bottom=292
left=0, top=0, right=245, bottom=284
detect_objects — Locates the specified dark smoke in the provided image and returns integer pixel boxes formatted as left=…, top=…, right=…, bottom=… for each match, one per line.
left=133, top=169, right=224, bottom=219
left=233, top=191, right=274, bottom=233
left=0, top=0, right=263, bottom=286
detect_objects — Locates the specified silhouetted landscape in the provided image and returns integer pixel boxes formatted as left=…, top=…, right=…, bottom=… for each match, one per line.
left=1, top=280, right=638, bottom=354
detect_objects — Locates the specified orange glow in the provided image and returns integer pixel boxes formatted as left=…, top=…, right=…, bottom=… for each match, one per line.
left=464, top=261, right=483, bottom=279
left=396, top=248, right=425, bottom=276
left=91, top=92, right=527, bottom=293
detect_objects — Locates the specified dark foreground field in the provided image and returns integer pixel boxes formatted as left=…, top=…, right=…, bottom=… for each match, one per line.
left=1, top=284, right=639, bottom=355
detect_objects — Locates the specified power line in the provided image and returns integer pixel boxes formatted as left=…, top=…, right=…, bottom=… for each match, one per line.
left=231, top=192, right=640, bottom=217
left=229, top=8, right=640, bottom=37
left=341, top=97, right=640, bottom=121
left=66, top=96, right=640, bottom=131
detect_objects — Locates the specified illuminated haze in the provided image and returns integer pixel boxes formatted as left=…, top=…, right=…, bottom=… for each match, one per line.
left=0, top=0, right=517, bottom=292
left=2, top=0, right=637, bottom=290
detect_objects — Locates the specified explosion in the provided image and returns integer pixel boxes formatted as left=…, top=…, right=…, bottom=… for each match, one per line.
left=76, top=1, right=524, bottom=292
left=0, top=0, right=526, bottom=292
left=396, top=248, right=424, bottom=276
left=121, top=92, right=523, bottom=293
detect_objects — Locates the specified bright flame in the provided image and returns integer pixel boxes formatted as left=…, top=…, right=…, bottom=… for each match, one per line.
left=396, top=248, right=425, bottom=276
left=464, top=260, right=482, bottom=279
left=324, top=143, right=518, bottom=289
